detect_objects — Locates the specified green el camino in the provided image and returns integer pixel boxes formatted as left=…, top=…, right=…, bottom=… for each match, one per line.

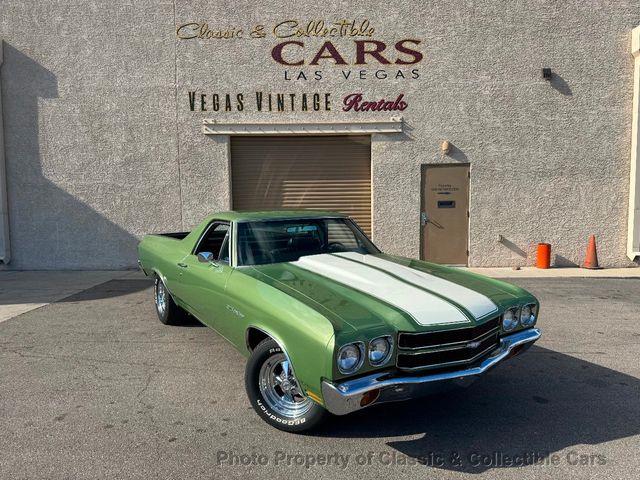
left=138, top=210, right=541, bottom=432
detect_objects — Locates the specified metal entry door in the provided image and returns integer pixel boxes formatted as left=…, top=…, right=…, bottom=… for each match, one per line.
left=421, top=164, right=470, bottom=265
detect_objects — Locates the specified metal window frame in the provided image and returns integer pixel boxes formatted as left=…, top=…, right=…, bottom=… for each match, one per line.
left=191, top=220, right=231, bottom=262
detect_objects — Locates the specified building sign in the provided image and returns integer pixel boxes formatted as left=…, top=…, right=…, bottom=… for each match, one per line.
left=178, top=19, right=422, bottom=115
left=176, top=19, right=378, bottom=40
left=187, top=92, right=408, bottom=113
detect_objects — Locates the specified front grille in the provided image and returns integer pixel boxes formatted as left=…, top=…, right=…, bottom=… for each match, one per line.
left=398, top=316, right=500, bottom=349
left=396, top=332, right=499, bottom=370
left=395, top=316, right=501, bottom=371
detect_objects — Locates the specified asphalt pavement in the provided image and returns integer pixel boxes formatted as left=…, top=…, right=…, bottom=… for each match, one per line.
left=1, top=276, right=639, bottom=479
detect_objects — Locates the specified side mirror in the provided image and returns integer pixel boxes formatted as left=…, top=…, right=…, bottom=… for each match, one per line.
left=197, top=252, right=218, bottom=265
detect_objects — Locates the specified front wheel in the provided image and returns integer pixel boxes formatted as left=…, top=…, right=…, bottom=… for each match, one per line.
left=245, top=339, right=327, bottom=433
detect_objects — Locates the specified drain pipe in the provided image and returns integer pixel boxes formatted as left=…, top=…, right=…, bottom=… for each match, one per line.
left=0, top=39, right=10, bottom=265
left=628, top=26, right=640, bottom=260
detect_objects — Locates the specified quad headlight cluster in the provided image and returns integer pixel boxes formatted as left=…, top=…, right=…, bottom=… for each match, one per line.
left=502, top=303, right=537, bottom=332
left=337, top=335, right=393, bottom=374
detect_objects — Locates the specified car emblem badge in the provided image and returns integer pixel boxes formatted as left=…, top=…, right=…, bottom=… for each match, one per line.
left=466, top=341, right=481, bottom=349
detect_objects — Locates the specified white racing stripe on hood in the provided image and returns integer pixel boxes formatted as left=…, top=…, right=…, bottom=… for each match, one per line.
left=293, top=254, right=470, bottom=326
left=337, top=252, right=498, bottom=319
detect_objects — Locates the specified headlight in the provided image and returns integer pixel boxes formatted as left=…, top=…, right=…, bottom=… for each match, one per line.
left=502, top=307, right=520, bottom=331
left=520, top=304, right=537, bottom=326
left=368, top=336, right=393, bottom=366
left=337, top=342, right=364, bottom=374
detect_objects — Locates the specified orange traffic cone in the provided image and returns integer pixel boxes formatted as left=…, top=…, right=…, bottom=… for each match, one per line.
left=583, top=235, right=601, bottom=269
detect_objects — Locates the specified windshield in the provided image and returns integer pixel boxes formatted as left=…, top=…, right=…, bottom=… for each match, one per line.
left=237, top=218, right=380, bottom=266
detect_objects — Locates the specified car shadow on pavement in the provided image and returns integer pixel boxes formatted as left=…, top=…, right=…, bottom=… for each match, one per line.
left=316, top=346, right=640, bottom=474
left=57, top=279, right=152, bottom=303
left=57, top=279, right=204, bottom=326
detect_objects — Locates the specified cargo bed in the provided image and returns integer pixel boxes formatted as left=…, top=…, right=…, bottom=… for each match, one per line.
left=155, top=232, right=190, bottom=240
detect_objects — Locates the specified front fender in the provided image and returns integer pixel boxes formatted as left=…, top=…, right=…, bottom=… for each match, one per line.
left=246, top=324, right=335, bottom=404
left=225, top=269, right=339, bottom=404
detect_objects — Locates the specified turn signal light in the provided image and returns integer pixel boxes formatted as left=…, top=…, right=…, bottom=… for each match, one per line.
left=360, top=389, right=380, bottom=407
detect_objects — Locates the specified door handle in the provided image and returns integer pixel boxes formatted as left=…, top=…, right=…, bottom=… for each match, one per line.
left=420, top=212, right=429, bottom=226
left=177, top=262, right=188, bottom=268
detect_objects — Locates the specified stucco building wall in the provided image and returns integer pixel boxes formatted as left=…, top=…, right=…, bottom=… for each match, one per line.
left=1, top=1, right=639, bottom=269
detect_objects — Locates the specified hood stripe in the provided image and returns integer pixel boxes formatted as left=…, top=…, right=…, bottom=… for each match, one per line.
left=333, top=253, right=474, bottom=320
left=293, top=254, right=470, bottom=326
left=338, top=252, right=498, bottom=320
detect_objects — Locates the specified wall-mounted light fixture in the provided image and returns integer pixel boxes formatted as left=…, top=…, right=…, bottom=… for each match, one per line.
left=440, top=140, right=451, bottom=155
left=542, top=68, right=552, bottom=81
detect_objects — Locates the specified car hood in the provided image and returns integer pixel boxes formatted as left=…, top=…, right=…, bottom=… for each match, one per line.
left=245, top=252, right=534, bottom=333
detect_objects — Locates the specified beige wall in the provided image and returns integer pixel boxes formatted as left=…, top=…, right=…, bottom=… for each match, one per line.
left=1, top=1, right=639, bottom=268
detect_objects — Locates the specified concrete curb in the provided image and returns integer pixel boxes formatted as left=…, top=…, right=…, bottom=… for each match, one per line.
left=461, top=266, right=640, bottom=278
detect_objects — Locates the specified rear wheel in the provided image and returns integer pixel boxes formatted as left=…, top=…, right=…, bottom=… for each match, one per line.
left=245, top=339, right=327, bottom=433
left=153, top=276, right=186, bottom=325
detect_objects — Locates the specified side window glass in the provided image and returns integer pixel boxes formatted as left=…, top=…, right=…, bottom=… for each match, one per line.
left=195, top=223, right=229, bottom=257
left=218, top=233, right=230, bottom=264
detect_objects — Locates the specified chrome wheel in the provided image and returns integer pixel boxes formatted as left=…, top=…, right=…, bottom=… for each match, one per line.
left=155, top=280, right=167, bottom=316
left=258, top=353, right=312, bottom=419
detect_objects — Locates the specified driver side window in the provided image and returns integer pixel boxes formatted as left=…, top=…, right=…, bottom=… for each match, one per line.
left=218, top=233, right=230, bottom=264
left=195, top=222, right=230, bottom=262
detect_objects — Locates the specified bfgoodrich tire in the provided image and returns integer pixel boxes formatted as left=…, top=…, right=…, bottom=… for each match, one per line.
left=153, top=276, right=187, bottom=325
left=245, top=339, right=327, bottom=433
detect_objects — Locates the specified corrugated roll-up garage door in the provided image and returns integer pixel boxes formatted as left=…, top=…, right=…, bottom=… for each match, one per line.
left=230, top=136, right=372, bottom=234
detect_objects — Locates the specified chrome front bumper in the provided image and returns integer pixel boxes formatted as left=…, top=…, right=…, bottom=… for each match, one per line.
left=321, top=328, right=541, bottom=415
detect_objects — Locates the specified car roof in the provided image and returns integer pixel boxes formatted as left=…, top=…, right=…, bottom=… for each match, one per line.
left=204, top=210, right=348, bottom=223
